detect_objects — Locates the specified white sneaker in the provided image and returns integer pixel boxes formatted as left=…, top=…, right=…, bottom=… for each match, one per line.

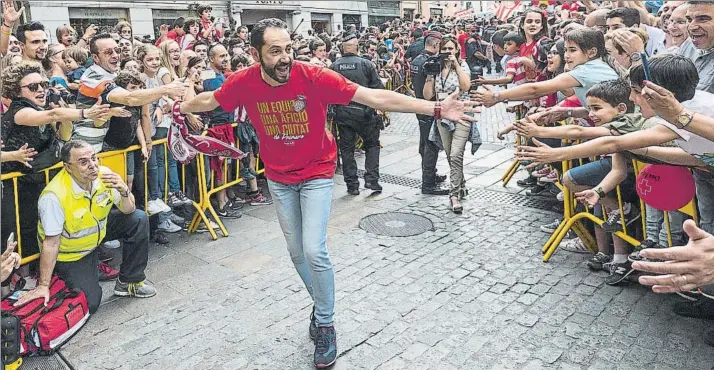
left=157, top=219, right=182, bottom=233
left=102, top=240, right=121, bottom=249
left=556, top=191, right=564, bottom=202
left=147, top=199, right=171, bottom=215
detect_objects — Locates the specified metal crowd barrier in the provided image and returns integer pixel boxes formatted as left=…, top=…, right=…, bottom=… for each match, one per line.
left=541, top=159, right=700, bottom=262
left=2, top=123, right=265, bottom=265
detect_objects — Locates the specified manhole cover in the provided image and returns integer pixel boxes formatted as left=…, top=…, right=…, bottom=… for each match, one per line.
left=359, top=212, right=434, bottom=237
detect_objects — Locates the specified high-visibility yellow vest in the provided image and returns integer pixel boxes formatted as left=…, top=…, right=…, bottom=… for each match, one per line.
left=37, top=168, right=115, bottom=262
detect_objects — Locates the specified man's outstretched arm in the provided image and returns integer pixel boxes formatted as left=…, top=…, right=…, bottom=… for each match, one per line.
left=179, top=91, right=220, bottom=114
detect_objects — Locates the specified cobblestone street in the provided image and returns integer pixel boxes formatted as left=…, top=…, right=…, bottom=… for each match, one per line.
left=59, top=112, right=713, bottom=370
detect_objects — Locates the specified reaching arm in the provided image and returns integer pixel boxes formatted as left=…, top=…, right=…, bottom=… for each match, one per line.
left=516, top=118, right=612, bottom=140
left=594, top=153, right=628, bottom=194
left=630, top=146, right=709, bottom=167
left=500, top=73, right=580, bottom=102
left=15, top=107, right=84, bottom=127
left=354, top=86, right=438, bottom=116
left=108, top=83, right=185, bottom=107
left=179, top=91, right=219, bottom=114
left=479, top=75, right=514, bottom=86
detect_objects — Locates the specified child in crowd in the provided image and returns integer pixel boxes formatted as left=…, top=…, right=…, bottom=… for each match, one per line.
left=514, top=80, right=642, bottom=285
left=477, top=31, right=527, bottom=87
left=63, top=46, right=90, bottom=88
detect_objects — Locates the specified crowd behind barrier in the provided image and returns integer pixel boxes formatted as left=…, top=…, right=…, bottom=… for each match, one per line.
left=2, top=0, right=714, bottom=366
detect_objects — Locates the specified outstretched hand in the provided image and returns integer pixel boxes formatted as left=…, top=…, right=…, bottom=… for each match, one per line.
left=516, top=138, right=559, bottom=167
left=640, top=80, right=684, bottom=124
left=633, top=220, right=714, bottom=293
left=440, top=90, right=480, bottom=127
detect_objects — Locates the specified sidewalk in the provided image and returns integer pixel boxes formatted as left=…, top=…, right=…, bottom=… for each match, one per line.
left=59, top=112, right=713, bottom=370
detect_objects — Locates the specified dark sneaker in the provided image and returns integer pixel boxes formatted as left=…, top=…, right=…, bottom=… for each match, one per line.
left=347, top=186, right=360, bottom=195
left=673, top=298, right=714, bottom=320
left=526, top=184, right=550, bottom=197
left=217, top=206, right=242, bottom=219
left=421, top=185, right=449, bottom=195
left=113, top=280, right=157, bottom=298
left=436, top=174, right=447, bottom=183
left=247, top=192, right=273, bottom=206
left=98, top=249, right=113, bottom=263
left=517, top=176, right=538, bottom=188
left=169, top=212, right=185, bottom=226
left=309, top=306, right=317, bottom=341
left=227, top=199, right=245, bottom=210
left=676, top=290, right=702, bottom=302
left=98, top=262, right=119, bottom=281
left=364, top=182, right=383, bottom=192
left=540, top=219, right=561, bottom=233
left=602, top=204, right=641, bottom=233
left=152, top=231, right=169, bottom=245
left=167, top=192, right=184, bottom=208
left=628, top=240, right=665, bottom=263
left=704, top=329, right=714, bottom=347
left=605, top=261, right=635, bottom=286
left=175, top=191, right=193, bottom=206
left=586, top=252, right=612, bottom=271
left=314, top=326, right=337, bottom=369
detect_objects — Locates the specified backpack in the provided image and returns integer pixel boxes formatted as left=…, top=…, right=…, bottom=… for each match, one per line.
left=1, top=275, right=90, bottom=356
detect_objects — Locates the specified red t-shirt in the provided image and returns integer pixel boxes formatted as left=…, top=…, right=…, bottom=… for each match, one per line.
left=214, top=62, right=359, bottom=184
left=458, top=33, right=470, bottom=60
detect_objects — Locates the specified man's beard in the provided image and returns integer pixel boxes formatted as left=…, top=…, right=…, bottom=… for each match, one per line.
left=259, top=56, right=292, bottom=84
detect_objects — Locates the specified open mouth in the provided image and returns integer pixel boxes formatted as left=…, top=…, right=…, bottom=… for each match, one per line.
left=36, top=93, right=45, bottom=102
left=276, top=64, right=290, bottom=78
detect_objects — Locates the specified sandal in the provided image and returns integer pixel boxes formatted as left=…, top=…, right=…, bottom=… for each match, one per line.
left=450, top=197, right=463, bottom=214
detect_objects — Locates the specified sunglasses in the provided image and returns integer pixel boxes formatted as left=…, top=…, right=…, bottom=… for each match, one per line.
left=102, top=47, right=122, bottom=56
left=21, top=81, right=50, bottom=92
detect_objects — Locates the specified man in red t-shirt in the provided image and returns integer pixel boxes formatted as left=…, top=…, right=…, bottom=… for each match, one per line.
left=456, top=25, right=469, bottom=60
left=155, top=17, right=186, bottom=47
left=178, top=18, right=477, bottom=369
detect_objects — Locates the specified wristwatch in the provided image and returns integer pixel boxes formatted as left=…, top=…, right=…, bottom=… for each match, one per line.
left=630, top=52, right=642, bottom=63
left=493, top=91, right=501, bottom=102
left=594, top=187, right=606, bottom=200
left=674, top=109, right=694, bottom=129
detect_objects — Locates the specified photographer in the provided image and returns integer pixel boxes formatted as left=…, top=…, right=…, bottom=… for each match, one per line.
left=1, top=61, right=109, bottom=262
left=423, top=35, right=474, bottom=214
left=330, top=34, right=384, bottom=195
left=411, top=31, right=449, bottom=196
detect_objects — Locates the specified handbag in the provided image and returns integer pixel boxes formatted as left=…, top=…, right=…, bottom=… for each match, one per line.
left=29, top=136, right=62, bottom=172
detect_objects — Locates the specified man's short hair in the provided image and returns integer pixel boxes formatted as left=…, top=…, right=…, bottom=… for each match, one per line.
left=196, top=3, right=212, bottom=15
left=89, top=33, right=113, bottom=55
left=60, top=140, right=92, bottom=164
left=606, top=8, right=641, bottom=26
left=491, top=29, right=510, bottom=48
left=503, top=31, right=525, bottom=47
left=411, top=28, right=424, bottom=39
left=192, top=40, right=208, bottom=51
left=629, top=54, right=699, bottom=102
left=114, top=70, right=145, bottom=89
left=172, top=17, right=185, bottom=30
left=16, top=21, right=45, bottom=44
left=586, top=79, right=635, bottom=113
left=250, top=18, right=288, bottom=52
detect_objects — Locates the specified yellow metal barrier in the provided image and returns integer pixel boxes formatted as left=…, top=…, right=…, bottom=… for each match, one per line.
left=1, top=127, right=265, bottom=263
left=500, top=103, right=528, bottom=186
left=541, top=158, right=700, bottom=262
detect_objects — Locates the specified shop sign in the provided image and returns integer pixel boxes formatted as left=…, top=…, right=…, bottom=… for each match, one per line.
left=69, top=8, right=128, bottom=19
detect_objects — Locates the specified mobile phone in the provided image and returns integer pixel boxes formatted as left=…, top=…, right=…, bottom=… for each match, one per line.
left=200, top=70, right=217, bottom=81
left=7, top=232, right=15, bottom=251
left=640, top=52, right=651, bottom=82
left=385, top=39, right=394, bottom=52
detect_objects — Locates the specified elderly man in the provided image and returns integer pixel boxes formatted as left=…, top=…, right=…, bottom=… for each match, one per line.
left=14, top=140, right=156, bottom=313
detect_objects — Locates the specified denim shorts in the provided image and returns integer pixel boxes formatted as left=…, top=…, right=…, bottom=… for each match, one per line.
left=566, top=157, right=613, bottom=187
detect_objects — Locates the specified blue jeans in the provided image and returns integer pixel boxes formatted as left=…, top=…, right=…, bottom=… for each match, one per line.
left=154, top=128, right=181, bottom=194
left=268, top=178, right=335, bottom=326
left=644, top=205, right=686, bottom=246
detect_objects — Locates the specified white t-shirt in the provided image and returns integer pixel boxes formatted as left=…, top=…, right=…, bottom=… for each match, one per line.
left=657, top=90, right=714, bottom=168
left=645, top=25, right=666, bottom=56
left=38, top=175, right=122, bottom=237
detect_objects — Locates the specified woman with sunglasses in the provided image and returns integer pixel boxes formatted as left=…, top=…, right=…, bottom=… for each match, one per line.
left=423, top=35, right=475, bottom=214
left=1, top=61, right=109, bottom=262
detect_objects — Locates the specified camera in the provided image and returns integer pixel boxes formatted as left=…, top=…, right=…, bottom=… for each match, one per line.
left=46, top=88, right=76, bottom=106
left=423, top=53, right=450, bottom=76
left=470, top=65, right=484, bottom=92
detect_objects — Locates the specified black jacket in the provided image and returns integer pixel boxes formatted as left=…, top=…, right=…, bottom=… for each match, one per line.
left=405, top=37, right=425, bottom=61
left=330, top=53, right=384, bottom=123
left=410, top=49, right=435, bottom=100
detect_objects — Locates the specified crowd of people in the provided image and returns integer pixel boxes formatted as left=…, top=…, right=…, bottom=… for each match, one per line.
left=0, top=0, right=713, bottom=368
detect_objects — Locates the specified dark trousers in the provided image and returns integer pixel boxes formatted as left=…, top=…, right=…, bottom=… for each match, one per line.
left=337, top=120, right=380, bottom=188
left=417, top=114, right=439, bottom=187
left=54, top=209, right=150, bottom=313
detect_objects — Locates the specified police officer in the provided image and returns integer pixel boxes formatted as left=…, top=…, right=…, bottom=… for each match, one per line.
left=330, top=34, right=383, bottom=195
left=410, top=31, right=449, bottom=195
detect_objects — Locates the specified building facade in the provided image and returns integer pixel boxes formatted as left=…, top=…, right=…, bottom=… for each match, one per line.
left=22, top=0, right=368, bottom=42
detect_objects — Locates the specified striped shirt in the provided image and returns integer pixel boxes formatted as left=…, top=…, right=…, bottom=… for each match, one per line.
left=505, top=58, right=527, bottom=86
left=73, top=65, right=127, bottom=152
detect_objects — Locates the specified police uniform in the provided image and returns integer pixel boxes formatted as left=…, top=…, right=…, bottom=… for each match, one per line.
left=410, top=49, right=443, bottom=191
left=330, top=50, right=384, bottom=192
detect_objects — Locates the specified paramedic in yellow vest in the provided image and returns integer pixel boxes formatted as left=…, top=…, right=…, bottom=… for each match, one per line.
left=14, top=140, right=155, bottom=313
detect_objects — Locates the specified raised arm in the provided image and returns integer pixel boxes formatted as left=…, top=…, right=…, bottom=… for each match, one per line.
left=109, top=82, right=187, bottom=107
left=473, top=72, right=581, bottom=107
left=179, top=91, right=219, bottom=114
